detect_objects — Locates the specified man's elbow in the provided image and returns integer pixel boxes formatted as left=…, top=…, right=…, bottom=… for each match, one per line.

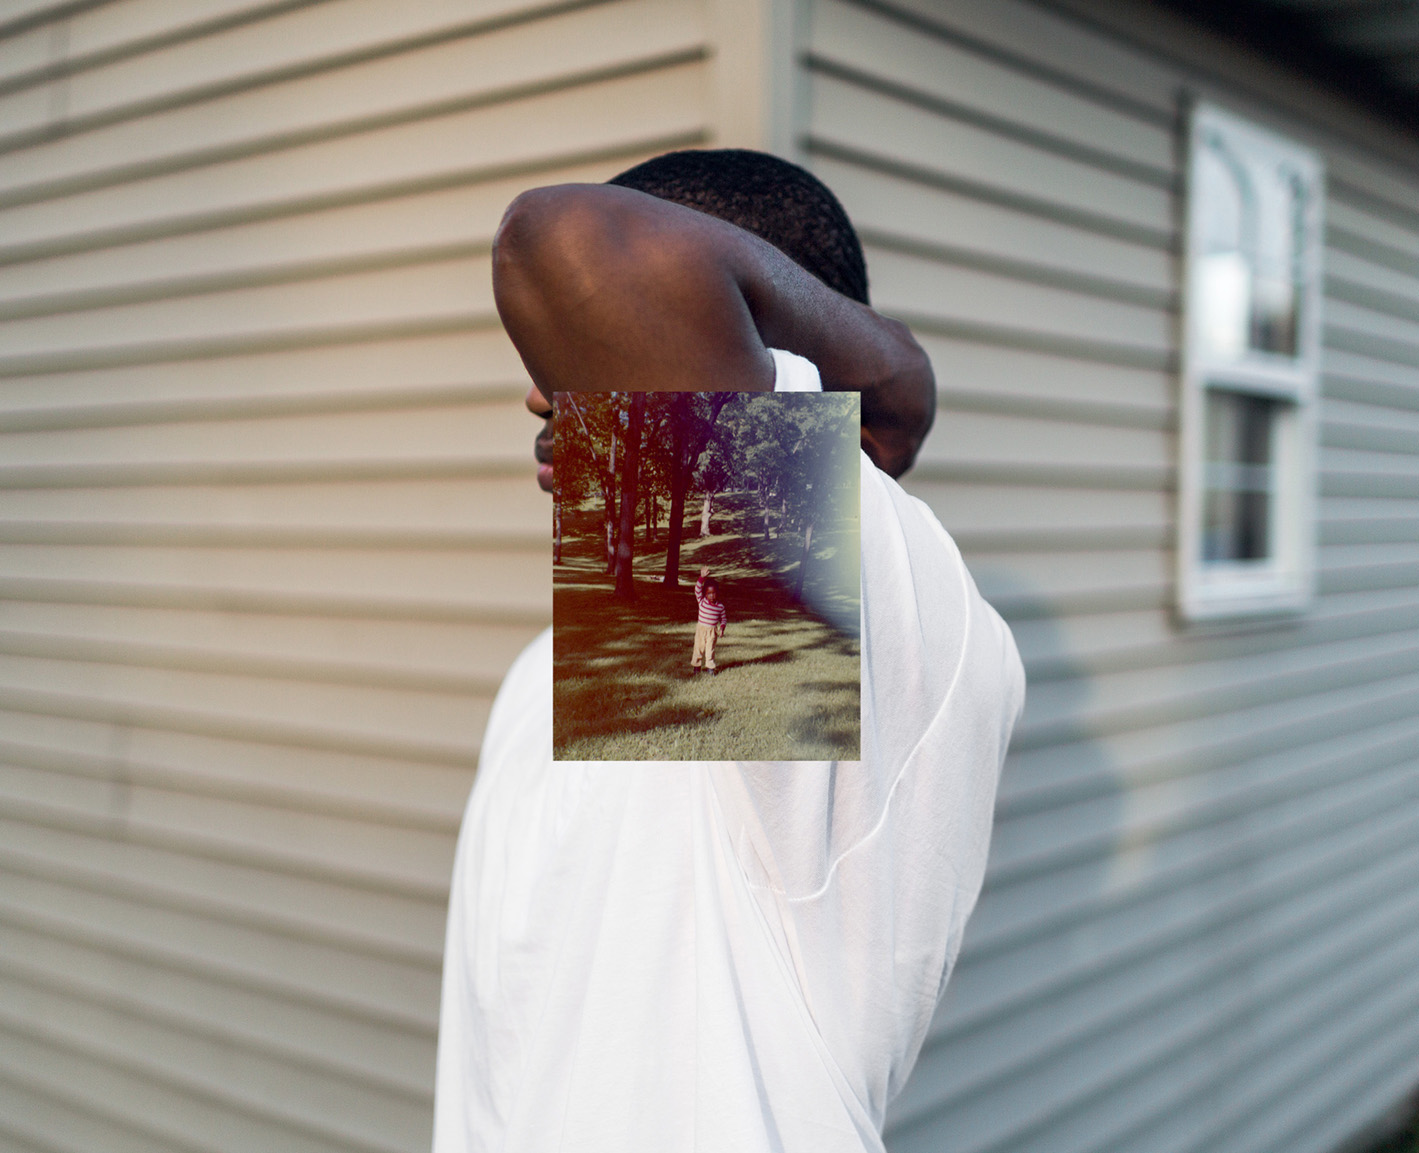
left=866, top=338, right=936, bottom=479
left=492, top=186, right=583, bottom=329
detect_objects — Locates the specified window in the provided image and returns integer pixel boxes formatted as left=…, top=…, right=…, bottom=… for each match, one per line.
left=1178, top=103, right=1324, bottom=621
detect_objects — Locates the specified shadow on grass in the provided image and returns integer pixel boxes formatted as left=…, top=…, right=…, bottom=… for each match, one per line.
left=554, top=499, right=859, bottom=760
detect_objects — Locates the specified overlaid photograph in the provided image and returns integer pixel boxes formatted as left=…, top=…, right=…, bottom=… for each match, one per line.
left=552, top=391, right=861, bottom=761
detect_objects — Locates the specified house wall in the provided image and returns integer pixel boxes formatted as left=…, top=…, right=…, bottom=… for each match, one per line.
left=4, top=1, right=1419, bottom=1152
left=792, top=2, right=1419, bottom=1152
left=0, top=1, right=763, bottom=1150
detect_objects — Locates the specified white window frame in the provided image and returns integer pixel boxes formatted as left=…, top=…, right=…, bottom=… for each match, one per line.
left=1177, top=102, right=1324, bottom=622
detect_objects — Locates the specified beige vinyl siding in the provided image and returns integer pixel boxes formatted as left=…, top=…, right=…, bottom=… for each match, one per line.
left=0, top=0, right=729, bottom=1149
left=800, top=2, right=1419, bottom=1153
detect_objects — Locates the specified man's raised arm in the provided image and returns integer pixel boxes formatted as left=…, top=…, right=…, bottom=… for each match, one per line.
left=493, top=183, right=935, bottom=478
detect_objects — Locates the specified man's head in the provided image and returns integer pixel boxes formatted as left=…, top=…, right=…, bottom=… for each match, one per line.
left=526, top=148, right=872, bottom=492
left=607, top=149, right=868, bottom=305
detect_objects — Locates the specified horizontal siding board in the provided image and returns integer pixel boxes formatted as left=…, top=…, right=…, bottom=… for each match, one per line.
left=1326, top=248, right=1419, bottom=318
left=1327, top=295, right=1419, bottom=354
left=917, top=408, right=1170, bottom=473
left=0, top=477, right=548, bottom=545
left=0, top=1, right=313, bottom=86
left=1014, top=622, right=1419, bottom=747
left=1328, top=194, right=1419, bottom=266
left=0, top=886, right=437, bottom=1039
left=0, top=1017, right=385, bottom=1153
left=0, top=60, right=707, bottom=252
left=0, top=967, right=429, bottom=1151
left=0, top=601, right=535, bottom=691
left=1002, top=666, right=1419, bottom=827
left=0, top=398, right=530, bottom=477
left=0, top=649, right=494, bottom=765
left=920, top=484, right=1171, bottom=549
left=869, top=245, right=1172, bottom=355
left=920, top=336, right=1171, bottom=419
left=0, top=0, right=702, bottom=196
left=0, top=171, right=507, bottom=305
left=808, top=0, right=1173, bottom=175
left=0, top=254, right=495, bottom=365
left=894, top=810, right=1419, bottom=1151
left=1012, top=585, right=1419, bottom=686
left=864, top=0, right=1179, bottom=121
left=0, top=331, right=524, bottom=420
left=0, top=862, right=440, bottom=1029
left=0, top=809, right=448, bottom=960
left=967, top=545, right=1169, bottom=609
left=0, top=916, right=434, bottom=1098
left=0, top=762, right=459, bottom=900
left=1324, top=347, right=1419, bottom=410
left=0, top=0, right=571, bottom=121
left=809, top=71, right=1173, bottom=241
left=991, top=766, right=1416, bottom=942
left=0, top=539, right=548, bottom=616
left=817, top=156, right=1172, bottom=301
left=0, top=709, right=478, bottom=825
left=987, top=724, right=1419, bottom=917
left=0, top=1063, right=200, bottom=1153
left=944, top=780, right=1419, bottom=1074
left=916, top=857, right=1419, bottom=1141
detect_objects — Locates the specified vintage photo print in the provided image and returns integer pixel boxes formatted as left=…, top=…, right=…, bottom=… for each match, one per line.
left=552, top=391, right=861, bottom=762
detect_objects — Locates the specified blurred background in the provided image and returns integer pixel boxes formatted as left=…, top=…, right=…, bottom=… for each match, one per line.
left=1, top=1, right=1419, bottom=1151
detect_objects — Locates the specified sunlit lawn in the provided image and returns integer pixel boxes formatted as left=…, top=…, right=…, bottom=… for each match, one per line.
left=553, top=498, right=859, bottom=761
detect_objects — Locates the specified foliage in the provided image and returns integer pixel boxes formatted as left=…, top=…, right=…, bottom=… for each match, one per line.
left=555, top=391, right=859, bottom=598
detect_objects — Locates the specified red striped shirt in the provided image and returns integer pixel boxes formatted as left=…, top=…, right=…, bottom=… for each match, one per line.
left=694, top=579, right=728, bottom=628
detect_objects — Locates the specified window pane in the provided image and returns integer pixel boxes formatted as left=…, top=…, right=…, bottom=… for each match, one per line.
left=1203, top=391, right=1274, bottom=563
left=1195, top=130, right=1308, bottom=361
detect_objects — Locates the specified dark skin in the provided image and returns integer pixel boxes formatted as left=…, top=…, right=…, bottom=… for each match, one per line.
left=497, top=183, right=937, bottom=488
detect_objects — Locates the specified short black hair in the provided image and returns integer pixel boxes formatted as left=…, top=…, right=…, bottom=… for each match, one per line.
left=703, top=578, right=719, bottom=594
left=608, top=149, right=869, bottom=305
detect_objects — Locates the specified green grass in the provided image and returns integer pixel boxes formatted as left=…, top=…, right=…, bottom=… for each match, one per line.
left=553, top=497, right=859, bottom=761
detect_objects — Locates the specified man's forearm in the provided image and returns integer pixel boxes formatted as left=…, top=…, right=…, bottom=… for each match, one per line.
left=493, top=184, right=935, bottom=477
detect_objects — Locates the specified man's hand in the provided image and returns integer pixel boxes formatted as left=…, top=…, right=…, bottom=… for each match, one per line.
left=493, top=184, right=935, bottom=477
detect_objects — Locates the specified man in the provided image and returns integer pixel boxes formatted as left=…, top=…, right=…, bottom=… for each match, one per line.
left=433, top=150, right=1025, bottom=1152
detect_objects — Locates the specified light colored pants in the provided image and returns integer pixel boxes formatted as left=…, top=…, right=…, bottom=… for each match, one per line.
left=692, top=623, right=719, bottom=669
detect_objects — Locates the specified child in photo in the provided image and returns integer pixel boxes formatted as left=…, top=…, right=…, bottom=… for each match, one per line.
left=692, top=566, right=728, bottom=674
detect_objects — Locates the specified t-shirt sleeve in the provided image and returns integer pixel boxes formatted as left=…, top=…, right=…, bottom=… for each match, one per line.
left=710, top=451, right=1025, bottom=1118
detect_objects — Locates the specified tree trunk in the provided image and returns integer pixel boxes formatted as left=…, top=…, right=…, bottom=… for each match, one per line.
left=699, top=492, right=713, bottom=536
left=662, top=399, right=690, bottom=587
left=794, top=521, right=814, bottom=599
left=614, top=394, right=646, bottom=600
left=662, top=393, right=732, bottom=587
left=553, top=496, right=562, bottom=564
left=604, top=420, right=618, bottom=573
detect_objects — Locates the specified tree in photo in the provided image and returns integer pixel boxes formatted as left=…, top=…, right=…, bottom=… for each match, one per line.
left=557, top=393, right=624, bottom=572
left=738, top=397, right=857, bottom=598
left=660, top=392, right=734, bottom=587
left=613, top=393, right=647, bottom=600
left=552, top=394, right=601, bottom=565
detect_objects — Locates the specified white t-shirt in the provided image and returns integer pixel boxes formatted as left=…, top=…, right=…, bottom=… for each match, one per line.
left=433, top=353, right=1025, bottom=1152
